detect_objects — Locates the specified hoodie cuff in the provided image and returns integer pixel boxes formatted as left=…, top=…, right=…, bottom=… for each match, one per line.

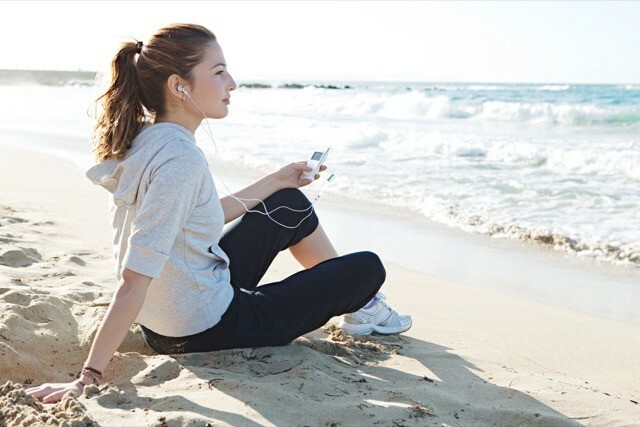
left=122, top=243, right=169, bottom=279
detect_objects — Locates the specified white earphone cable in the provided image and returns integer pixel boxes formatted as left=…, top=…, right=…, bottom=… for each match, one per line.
left=181, top=87, right=333, bottom=229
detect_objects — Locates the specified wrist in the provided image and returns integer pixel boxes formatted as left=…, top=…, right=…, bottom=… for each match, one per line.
left=268, top=173, right=287, bottom=191
left=78, top=365, right=103, bottom=386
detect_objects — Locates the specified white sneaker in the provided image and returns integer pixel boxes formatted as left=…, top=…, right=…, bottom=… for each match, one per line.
left=338, top=292, right=412, bottom=336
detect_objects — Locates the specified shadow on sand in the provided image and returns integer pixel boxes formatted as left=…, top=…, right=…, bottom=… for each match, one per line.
left=93, top=325, right=581, bottom=426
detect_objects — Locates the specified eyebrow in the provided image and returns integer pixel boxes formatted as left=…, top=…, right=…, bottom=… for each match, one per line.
left=210, top=63, right=226, bottom=69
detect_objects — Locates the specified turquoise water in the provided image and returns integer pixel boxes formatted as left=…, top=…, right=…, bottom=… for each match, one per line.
left=0, top=73, right=638, bottom=268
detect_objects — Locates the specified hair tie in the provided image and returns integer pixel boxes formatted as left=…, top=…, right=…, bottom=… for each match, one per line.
left=135, top=40, right=143, bottom=54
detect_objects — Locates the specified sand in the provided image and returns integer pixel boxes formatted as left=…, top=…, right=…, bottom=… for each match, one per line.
left=1, top=144, right=639, bottom=426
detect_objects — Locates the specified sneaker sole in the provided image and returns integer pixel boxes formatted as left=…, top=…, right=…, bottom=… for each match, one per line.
left=338, top=320, right=412, bottom=336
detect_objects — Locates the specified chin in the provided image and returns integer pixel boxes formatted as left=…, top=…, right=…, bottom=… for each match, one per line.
left=206, top=109, right=229, bottom=120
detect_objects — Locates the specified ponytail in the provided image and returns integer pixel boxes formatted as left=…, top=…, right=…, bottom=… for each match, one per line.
left=90, top=41, right=146, bottom=163
left=90, top=24, right=217, bottom=163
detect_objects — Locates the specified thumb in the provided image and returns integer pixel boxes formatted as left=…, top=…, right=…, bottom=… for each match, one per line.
left=295, top=161, right=312, bottom=171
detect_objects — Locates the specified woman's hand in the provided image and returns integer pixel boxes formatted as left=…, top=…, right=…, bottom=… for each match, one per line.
left=273, top=161, right=328, bottom=190
left=26, top=379, right=85, bottom=404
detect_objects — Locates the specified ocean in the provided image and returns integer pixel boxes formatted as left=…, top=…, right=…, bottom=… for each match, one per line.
left=1, top=71, right=638, bottom=269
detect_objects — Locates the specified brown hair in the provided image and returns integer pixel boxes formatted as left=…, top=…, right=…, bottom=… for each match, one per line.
left=90, top=24, right=216, bottom=162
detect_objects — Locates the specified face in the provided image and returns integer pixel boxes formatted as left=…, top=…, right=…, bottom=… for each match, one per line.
left=185, top=41, right=237, bottom=120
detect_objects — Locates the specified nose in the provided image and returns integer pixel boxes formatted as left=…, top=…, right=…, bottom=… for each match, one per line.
left=228, top=74, right=237, bottom=92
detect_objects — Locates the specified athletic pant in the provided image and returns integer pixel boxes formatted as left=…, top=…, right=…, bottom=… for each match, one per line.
left=140, top=188, right=386, bottom=354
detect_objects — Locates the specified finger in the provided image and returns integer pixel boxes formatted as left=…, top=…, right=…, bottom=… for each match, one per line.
left=28, top=385, right=53, bottom=399
left=320, top=165, right=328, bottom=171
left=43, top=388, right=70, bottom=404
left=314, top=174, right=320, bottom=180
left=25, top=385, right=43, bottom=394
left=295, top=161, right=312, bottom=171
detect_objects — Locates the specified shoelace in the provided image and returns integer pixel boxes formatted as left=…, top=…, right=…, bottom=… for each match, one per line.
left=372, top=292, right=396, bottom=325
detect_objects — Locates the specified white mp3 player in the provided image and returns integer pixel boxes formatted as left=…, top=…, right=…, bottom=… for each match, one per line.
left=300, top=148, right=331, bottom=181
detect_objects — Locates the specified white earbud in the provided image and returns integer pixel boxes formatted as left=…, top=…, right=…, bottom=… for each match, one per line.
left=177, top=84, right=187, bottom=93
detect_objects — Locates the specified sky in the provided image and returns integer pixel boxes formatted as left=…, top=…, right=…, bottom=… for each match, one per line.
left=1, top=0, right=639, bottom=84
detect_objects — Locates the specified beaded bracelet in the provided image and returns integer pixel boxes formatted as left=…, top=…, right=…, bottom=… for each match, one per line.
left=78, top=366, right=103, bottom=385
left=82, top=366, right=103, bottom=378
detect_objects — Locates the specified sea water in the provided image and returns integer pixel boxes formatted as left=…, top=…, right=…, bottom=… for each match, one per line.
left=1, top=74, right=638, bottom=269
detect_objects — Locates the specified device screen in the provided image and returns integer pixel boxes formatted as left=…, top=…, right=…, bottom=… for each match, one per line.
left=311, top=152, right=323, bottom=161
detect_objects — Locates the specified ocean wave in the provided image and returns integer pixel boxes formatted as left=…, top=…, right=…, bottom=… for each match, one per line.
left=327, top=90, right=640, bottom=126
left=327, top=180, right=640, bottom=269
left=487, top=222, right=640, bottom=267
left=471, top=100, right=640, bottom=125
left=535, top=84, right=571, bottom=91
left=417, top=199, right=640, bottom=268
left=545, top=148, right=640, bottom=180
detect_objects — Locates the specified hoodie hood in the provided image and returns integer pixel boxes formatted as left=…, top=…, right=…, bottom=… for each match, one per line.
left=86, top=122, right=196, bottom=206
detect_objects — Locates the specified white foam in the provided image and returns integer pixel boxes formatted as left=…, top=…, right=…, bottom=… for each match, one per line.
left=471, top=101, right=619, bottom=125
left=536, top=84, right=571, bottom=91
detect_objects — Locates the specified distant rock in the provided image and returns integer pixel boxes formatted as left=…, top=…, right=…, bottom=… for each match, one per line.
left=314, top=84, right=341, bottom=90
left=239, top=83, right=272, bottom=89
left=281, top=83, right=305, bottom=89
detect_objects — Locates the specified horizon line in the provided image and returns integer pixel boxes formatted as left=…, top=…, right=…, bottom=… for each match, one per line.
left=0, top=68, right=638, bottom=86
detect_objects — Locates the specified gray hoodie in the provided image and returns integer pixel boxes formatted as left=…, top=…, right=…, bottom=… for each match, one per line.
left=86, top=122, right=234, bottom=337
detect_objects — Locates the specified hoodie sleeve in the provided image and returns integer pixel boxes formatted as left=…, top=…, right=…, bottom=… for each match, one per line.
left=122, top=153, right=207, bottom=278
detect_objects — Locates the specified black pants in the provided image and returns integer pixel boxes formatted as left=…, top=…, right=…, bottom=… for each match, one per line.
left=140, top=188, right=386, bottom=354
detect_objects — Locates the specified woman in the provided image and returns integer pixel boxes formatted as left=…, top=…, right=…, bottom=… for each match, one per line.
left=27, top=23, right=411, bottom=403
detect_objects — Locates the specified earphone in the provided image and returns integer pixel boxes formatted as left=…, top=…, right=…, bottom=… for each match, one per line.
left=176, top=84, right=335, bottom=229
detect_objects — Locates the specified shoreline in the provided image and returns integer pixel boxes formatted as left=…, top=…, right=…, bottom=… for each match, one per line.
left=1, top=144, right=639, bottom=425
left=2, top=135, right=640, bottom=326
left=209, top=150, right=640, bottom=327
left=2, top=124, right=639, bottom=275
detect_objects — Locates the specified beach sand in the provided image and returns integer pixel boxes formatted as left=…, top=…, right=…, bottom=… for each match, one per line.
left=1, top=144, right=639, bottom=426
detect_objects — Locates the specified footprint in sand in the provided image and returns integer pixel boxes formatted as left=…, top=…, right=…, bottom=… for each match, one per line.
left=1, top=290, right=32, bottom=307
left=1, top=216, right=27, bottom=225
left=136, top=359, right=183, bottom=386
left=0, top=247, right=42, bottom=268
left=31, top=221, right=55, bottom=226
left=63, top=255, right=86, bottom=266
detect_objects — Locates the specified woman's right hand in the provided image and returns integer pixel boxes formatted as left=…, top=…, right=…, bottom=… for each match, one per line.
left=25, top=269, right=151, bottom=404
left=26, top=379, right=85, bottom=403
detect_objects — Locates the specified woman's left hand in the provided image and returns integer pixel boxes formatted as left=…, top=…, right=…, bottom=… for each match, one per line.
left=273, top=161, right=328, bottom=189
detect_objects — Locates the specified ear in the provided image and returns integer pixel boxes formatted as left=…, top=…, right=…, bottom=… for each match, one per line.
left=166, top=74, right=187, bottom=100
